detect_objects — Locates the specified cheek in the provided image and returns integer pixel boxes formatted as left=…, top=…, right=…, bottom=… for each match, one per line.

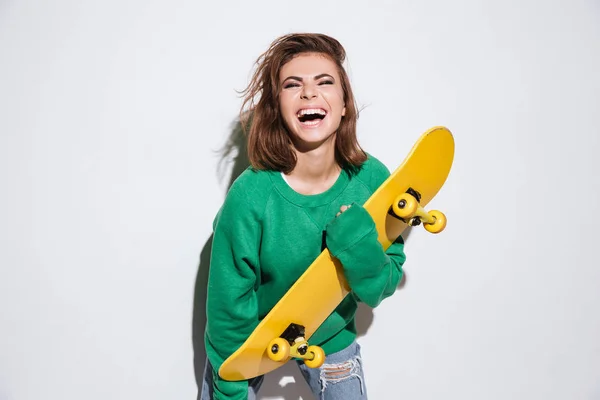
left=322, top=90, right=345, bottom=112
left=279, top=95, right=293, bottom=115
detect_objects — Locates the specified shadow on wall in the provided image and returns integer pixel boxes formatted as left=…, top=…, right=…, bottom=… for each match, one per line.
left=192, top=118, right=250, bottom=399
left=192, top=117, right=410, bottom=399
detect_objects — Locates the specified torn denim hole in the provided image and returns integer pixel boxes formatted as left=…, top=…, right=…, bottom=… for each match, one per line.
left=318, top=356, right=364, bottom=397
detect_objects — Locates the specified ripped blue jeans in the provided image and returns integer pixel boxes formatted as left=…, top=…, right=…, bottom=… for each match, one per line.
left=201, top=341, right=367, bottom=399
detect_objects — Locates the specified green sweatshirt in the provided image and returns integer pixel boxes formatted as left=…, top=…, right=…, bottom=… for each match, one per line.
left=204, top=154, right=406, bottom=399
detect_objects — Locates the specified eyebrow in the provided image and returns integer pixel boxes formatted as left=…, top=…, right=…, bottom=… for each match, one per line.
left=282, top=73, right=335, bottom=82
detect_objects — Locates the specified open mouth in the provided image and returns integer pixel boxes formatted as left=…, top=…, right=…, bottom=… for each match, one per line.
left=296, top=108, right=327, bottom=126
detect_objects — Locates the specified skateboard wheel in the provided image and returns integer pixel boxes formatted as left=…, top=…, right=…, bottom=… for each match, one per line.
left=424, top=210, right=446, bottom=233
left=303, top=346, right=325, bottom=369
left=267, top=338, right=290, bottom=362
left=392, top=193, right=418, bottom=219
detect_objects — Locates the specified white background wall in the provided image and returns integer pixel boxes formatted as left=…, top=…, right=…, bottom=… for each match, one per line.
left=1, top=0, right=599, bottom=399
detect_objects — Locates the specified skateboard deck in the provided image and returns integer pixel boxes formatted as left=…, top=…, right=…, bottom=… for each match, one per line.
left=219, top=126, right=455, bottom=381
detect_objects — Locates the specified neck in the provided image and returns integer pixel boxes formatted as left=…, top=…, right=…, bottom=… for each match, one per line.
left=284, top=135, right=340, bottom=195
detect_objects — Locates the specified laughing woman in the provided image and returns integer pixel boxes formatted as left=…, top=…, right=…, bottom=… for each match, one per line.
left=201, top=33, right=406, bottom=400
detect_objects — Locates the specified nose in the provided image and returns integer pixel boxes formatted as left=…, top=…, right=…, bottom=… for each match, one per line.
left=301, top=84, right=317, bottom=100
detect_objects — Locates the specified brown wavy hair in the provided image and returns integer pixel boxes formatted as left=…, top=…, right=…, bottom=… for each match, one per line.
left=239, top=33, right=367, bottom=174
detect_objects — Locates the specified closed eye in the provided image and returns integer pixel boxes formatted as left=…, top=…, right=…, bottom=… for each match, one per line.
left=318, top=80, right=334, bottom=85
left=283, top=82, right=301, bottom=89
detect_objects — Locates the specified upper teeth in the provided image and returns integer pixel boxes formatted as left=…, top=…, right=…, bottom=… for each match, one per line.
left=297, top=108, right=327, bottom=117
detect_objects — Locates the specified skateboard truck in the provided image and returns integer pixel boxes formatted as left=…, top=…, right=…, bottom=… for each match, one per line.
left=389, top=187, right=447, bottom=233
left=266, top=323, right=325, bottom=368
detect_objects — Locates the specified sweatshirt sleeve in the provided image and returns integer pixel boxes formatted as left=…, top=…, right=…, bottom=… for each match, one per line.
left=204, top=183, right=263, bottom=399
left=323, top=155, right=406, bottom=307
left=324, top=203, right=406, bottom=308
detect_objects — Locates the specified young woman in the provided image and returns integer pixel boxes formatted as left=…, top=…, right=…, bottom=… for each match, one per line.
left=201, top=33, right=406, bottom=399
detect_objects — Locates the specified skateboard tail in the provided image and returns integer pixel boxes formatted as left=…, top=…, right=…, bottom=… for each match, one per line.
left=218, top=251, right=351, bottom=381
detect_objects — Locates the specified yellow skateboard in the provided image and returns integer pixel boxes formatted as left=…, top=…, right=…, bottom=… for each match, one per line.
left=219, top=126, right=455, bottom=381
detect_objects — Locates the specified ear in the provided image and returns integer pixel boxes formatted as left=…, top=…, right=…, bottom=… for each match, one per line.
left=342, top=105, right=346, bottom=117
